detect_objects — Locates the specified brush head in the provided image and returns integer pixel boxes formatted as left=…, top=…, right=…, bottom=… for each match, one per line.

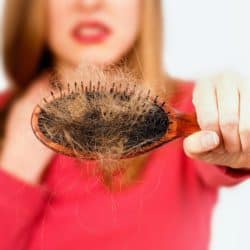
left=32, top=80, right=175, bottom=160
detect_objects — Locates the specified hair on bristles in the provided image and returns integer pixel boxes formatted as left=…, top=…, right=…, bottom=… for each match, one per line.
left=37, top=63, right=171, bottom=181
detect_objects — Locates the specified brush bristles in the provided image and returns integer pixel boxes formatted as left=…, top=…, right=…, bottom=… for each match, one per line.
left=33, top=63, right=173, bottom=186
left=38, top=79, right=170, bottom=160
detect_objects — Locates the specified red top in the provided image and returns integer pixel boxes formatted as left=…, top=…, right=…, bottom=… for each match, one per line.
left=0, top=83, right=249, bottom=250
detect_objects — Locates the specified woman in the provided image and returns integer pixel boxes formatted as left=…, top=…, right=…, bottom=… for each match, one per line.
left=0, top=0, right=250, bottom=250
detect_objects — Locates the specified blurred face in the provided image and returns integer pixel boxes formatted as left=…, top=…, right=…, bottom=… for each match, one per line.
left=47, top=0, right=141, bottom=68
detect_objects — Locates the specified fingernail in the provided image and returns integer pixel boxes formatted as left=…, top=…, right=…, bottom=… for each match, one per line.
left=201, top=132, right=219, bottom=149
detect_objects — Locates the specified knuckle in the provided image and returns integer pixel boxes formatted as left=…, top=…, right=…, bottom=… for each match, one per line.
left=199, top=117, right=218, bottom=130
left=220, top=117, right=239, bottom=131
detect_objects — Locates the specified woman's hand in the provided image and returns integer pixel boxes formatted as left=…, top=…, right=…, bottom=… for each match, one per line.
left=183, top=71, right=250, bottom=169
left=0, top=76, right=55, bottom=184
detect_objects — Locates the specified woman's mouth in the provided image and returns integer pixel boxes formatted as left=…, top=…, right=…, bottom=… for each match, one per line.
left=72, top=21, right=111, bottom=44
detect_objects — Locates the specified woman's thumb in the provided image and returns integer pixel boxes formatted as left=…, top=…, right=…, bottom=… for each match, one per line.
left=183, top=130, right=220, bottom=157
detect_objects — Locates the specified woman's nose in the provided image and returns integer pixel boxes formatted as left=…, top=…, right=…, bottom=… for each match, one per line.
left=76, top=0, right=102, bottom=11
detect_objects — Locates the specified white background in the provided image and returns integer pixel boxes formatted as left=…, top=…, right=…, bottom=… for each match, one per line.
left=1, top=0, right=250, bottom=249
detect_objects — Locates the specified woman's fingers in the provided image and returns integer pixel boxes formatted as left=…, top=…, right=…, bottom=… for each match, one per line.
left=193, top=79, right=219, bottom=133
left=183, top=131, right=220, bottom=157
left=215, top=75, right=241, bottom=153
left=193, top=73, right=243, bottom=154
left=188, top=71, right=250, bottom=168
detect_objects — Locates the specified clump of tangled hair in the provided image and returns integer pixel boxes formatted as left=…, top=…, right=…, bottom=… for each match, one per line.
left=41, top=63, right=160, bottom=190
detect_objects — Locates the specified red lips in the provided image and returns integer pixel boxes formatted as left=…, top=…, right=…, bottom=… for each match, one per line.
left=72, top=21, right=111, bottom=44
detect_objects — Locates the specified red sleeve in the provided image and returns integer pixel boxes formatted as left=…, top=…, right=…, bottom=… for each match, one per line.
left=0, top=169, right=49, bottom=250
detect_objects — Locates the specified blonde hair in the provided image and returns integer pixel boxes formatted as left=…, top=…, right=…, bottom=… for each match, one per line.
left=3, top=0, right=173, bottom=94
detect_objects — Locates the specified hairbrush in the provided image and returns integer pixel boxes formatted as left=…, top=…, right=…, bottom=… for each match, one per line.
left=31, top=81, right=200, bottom=160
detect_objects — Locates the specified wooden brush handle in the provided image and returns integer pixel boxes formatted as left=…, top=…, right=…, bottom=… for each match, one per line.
left=137, top=112, right=201, bottom=157
left=175, top=112, right=200, bottom=137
